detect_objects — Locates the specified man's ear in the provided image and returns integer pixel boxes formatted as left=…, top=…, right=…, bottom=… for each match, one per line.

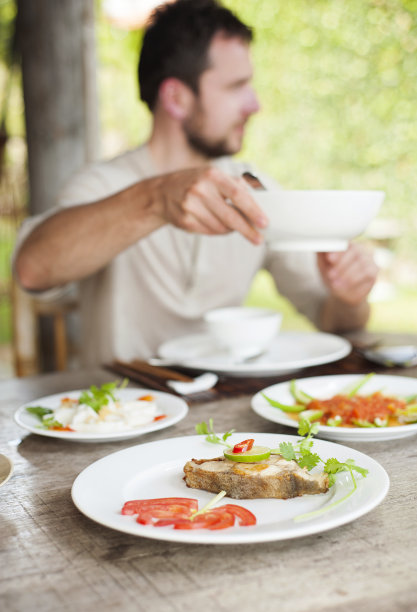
left=158, top=78, right=195, bottom=120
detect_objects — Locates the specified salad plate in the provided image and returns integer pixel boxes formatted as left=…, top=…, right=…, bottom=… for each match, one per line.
left=251, top=374, right=417, bottom=442
left=14, top=388, right=188, bottom=443
left=71, top=433, right=389, bottom=545
left=157, top=331, right=351, bottom=377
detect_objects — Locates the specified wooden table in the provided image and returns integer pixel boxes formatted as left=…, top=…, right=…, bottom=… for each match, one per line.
left=1, top=335, right=417, bottom=612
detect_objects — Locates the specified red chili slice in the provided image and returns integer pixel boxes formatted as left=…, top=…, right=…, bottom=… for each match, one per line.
left=232, top=439, right=255, bottom=453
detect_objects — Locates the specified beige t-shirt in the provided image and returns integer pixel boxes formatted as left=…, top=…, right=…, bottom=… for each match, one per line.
left=15, top=145, right=327, bottom=365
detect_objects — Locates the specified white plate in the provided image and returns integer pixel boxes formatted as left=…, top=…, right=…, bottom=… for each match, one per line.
left=252, top=374, right=417, bottom=442
left=71, top=433, right=389, bottom=545
left=157, top=331, right=351, bottom=377
left=14, top=388, right=188, bottom=443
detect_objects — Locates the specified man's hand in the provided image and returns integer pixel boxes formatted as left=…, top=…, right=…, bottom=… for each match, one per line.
left=317, top=243, right=378, bottom=306
left=152, top=166, right=268, bottom=245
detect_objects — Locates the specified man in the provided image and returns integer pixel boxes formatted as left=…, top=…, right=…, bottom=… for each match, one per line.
left=14, top=0, right=378, bottom=366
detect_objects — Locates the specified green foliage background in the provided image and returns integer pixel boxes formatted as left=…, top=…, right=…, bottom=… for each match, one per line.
left=96, top=0, right=417, bottom=261
left=95, top=0, right=417, bottom=332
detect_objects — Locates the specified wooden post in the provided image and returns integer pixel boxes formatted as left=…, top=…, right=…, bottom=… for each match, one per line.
left=17, top=0, right=99, bottom=215
left=14, top=0, right=99, bottom=372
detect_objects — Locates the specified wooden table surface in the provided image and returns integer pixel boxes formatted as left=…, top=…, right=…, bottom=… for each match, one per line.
left=1, top=333, right=417, bottom=612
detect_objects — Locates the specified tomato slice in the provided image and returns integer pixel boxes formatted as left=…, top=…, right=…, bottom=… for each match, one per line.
left=121, top=497, right=257, bottom=530
left=121, top=497, right=198, bottom=515
left=137, top=506, right=193, bottom=525
left=232, top=438, right=255, bottom=453
left=221, top=504, right=257, bottom=526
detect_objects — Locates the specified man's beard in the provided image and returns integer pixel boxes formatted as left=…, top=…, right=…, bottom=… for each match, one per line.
left=183, top=105, right=242, bottom=159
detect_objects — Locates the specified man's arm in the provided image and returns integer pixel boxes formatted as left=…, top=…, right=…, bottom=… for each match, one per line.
left=317, top=243, right=378, bottom=332
left=15, top=166, right=268, bottom=291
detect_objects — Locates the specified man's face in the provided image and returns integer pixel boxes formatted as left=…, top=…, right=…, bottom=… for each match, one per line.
left=183, top=34, right=260, bottom=158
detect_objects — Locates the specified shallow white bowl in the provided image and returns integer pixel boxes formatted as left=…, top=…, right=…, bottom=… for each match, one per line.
left=253, top=190, right=384, bottom=251
left=204, top=306, right=282, bottom=359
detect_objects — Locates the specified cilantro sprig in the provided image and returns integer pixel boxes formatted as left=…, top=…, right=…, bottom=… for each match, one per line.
left=78, top=379, right=128, bottom=413
left=195, top=417, right=369, bottom=522
left=195, top=418, right=235, bottom=447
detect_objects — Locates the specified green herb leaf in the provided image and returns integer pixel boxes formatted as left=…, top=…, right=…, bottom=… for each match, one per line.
left=195, top=420, right=233, bottom=447
left=26, top=406, right=53, bottom=419
left=42, top=416, right=65, bottom=430
left=278, top=441, right=296, bottom=461
left=298, top=450, right=321, bottom=470
left=78, top=379, right=128, bottom=413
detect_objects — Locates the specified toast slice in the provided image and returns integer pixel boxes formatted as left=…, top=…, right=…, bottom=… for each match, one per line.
left=183, top=454, right=329, bottom=499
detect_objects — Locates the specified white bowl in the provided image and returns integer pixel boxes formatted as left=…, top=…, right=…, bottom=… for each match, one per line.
left=204, top=307, right=282, bottom=359
left=253, top=190, right=384, bottom=251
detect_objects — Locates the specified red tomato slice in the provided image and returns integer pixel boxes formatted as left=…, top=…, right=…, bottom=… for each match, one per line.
left=154, top=514, right=218, bottom=529
left=121, top=497, right=198, bottom=515
left=221, top=504, right=257, bottom=526
left=137, top=506, right=193, bottom=525
left=121, top=497, right=257, bottom=530
left=232, top=438, right=255, bottom=453
left=204, top=510, right=235, bottom=530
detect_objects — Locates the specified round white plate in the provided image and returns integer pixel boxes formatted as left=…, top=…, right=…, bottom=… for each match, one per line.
left=14, top=388, right=188, bottom=443
left=157, top=331, right=351, bottom=377
left=71, top=433, right=389, bottom=545
left=252, top=374, right=417, bottom=442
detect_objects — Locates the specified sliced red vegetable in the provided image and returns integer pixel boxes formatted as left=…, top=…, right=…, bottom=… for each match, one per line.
left=121, top=496, right=257, bottom=530
left=220, top=504, right=257, bottom=526
left=232, top=439, right=255, bottom=454
left=121, top=497, right=198, bottom=515
left=153, top=414, right=167, bottom=421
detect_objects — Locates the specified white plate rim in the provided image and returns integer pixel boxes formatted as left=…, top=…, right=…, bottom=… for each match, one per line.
left=251, top=374, right=417, bottom=442
left=14, top=388, right=189, bottom=442
left=158, top=331, right=352, bottom=375
left=71, top=433, right=389, bottom=544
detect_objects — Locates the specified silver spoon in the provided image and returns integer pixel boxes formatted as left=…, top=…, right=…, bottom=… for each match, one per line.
left=360, top=345, right=417, bottom=368
left=0, top=454, right=13, bottom=488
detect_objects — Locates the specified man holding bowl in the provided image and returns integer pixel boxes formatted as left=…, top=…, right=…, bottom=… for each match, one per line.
left=14, top=0, right=378, bottom=366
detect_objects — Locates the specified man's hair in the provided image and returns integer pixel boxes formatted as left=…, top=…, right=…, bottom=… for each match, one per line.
left=138, top=0, right=252, bottom=111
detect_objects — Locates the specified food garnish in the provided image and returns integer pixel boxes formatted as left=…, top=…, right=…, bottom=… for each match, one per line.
left=195, top=418, right=368, bottom=521
left=262, top=373, right=417, bottom=428
left=121, top=491, right=256, bottom=530
left=195, top=418, right=235, bottom=446
left=25, top=379, right=166, bottom=433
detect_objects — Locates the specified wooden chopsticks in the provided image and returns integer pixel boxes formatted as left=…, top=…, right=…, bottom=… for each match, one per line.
left=105, top=360, right=177, bottom=394
left=105, top=358, right=219, bottom=402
